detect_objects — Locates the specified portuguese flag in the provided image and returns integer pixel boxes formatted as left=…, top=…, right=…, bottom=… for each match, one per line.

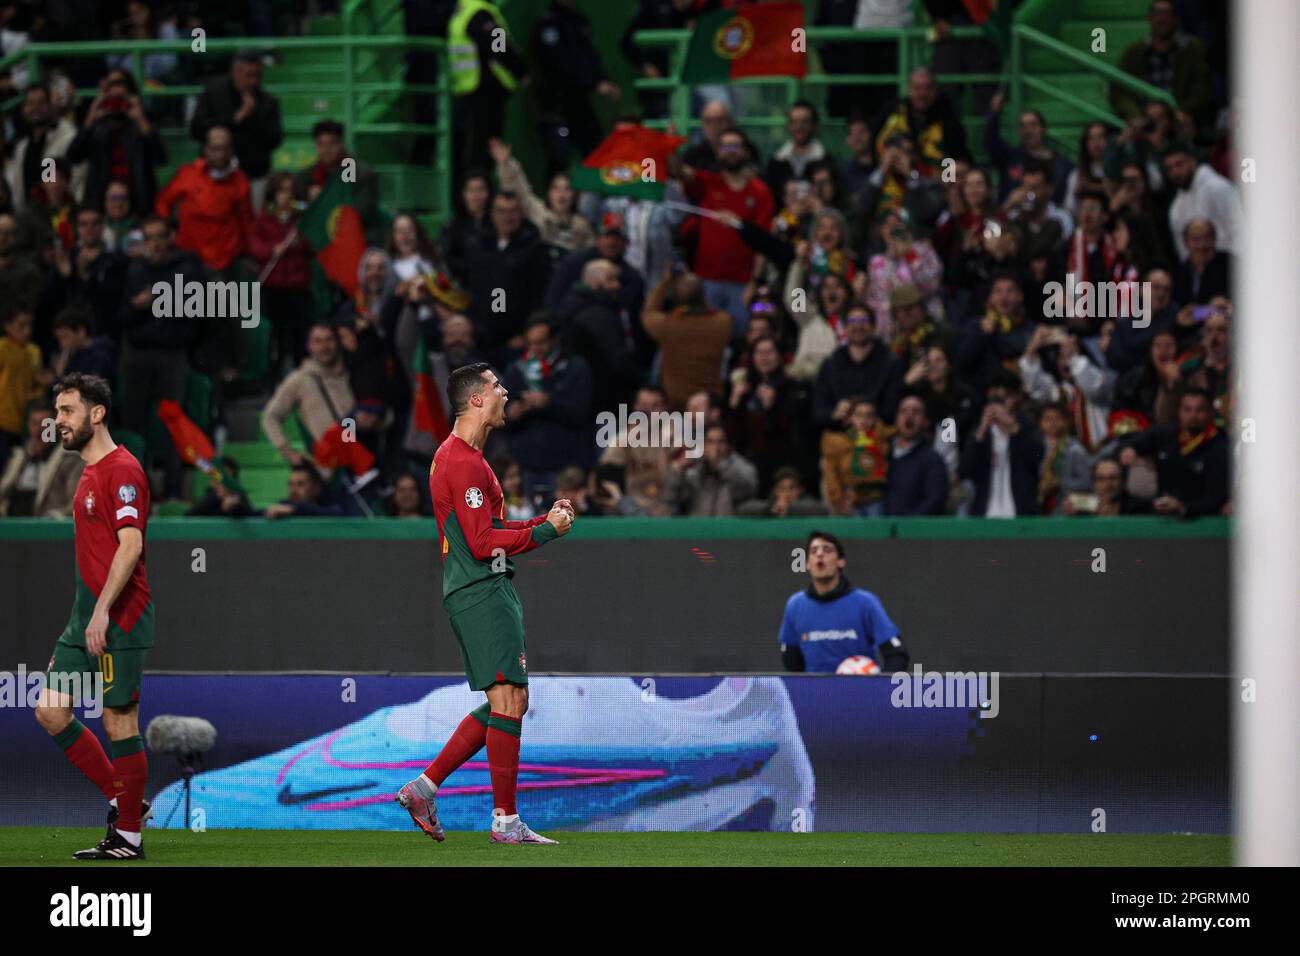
left=298, top=176, right=367, bottom=297
left=411, top=336, right=452, bottom=444
left=681, top=2, right=806, bottom=83
left=570, top=124, right=685, bottom=200
left=312, top=422, right=376, bottom=477
left=157, top=399, right=244, bottom=495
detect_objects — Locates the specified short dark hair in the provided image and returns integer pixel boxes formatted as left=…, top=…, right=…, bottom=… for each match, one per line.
left=140, top=214, right=170, bottom=234
left=233, top=49, right=263, bottom=66
left=789, top=99, right=819, bottom=125
left=1180, top=386, right=1213, bottom=406
left=312, top=119, right=345, bottom=140
left=447, top=362, right=493, bottom=415
left=1022, top=158, right=1054, bottom=185
left=290, top=462, right=322, bottom=485
left=772, top=465, right=803, bottom=487
left=806, top=530, right=845, bottom=560
left=524, top=311, right=554, bottom=335
left=55, top=372, right=113, bottom=416
left=53, top=306, right=92, bottom=333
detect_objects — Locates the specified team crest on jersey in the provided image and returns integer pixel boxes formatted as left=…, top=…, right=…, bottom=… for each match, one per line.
left=465, top=487, right=484, bottom=509
left=117, top=483, right=137, bottom=504
left=84, top=491, right=95, bottom=514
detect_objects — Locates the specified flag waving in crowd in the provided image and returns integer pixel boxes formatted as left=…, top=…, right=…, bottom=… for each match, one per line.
left=570, top=124, right=686, bottom=200
left=681, top=2, right=807, bottom=83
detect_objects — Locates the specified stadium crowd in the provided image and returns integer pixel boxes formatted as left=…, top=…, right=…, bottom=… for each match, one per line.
left=0, top=0, right=1238, bottom=520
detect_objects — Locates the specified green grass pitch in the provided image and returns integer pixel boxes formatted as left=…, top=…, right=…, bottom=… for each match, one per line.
left=0, top=828, right=1229, bottom=867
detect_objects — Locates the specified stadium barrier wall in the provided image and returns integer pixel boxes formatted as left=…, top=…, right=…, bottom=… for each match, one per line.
left=0, top=674, right=1229, bottom=834
left=2, top=518, right=1229, bottom=674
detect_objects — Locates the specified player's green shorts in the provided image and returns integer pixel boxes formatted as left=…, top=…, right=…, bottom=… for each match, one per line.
left=46, top=604, right=153, bottom=709
left=445, top=578, right=528, bottom=691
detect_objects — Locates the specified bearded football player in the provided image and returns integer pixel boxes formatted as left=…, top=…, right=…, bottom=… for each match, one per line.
left=397, top=362, right=574, bottom=844
left=34, top=373, right=155, bottom=860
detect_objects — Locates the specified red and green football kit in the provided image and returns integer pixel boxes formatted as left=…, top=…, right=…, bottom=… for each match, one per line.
left=47, top=445, right=154, bottom=708
left=429, top=433, right=556, bottom=690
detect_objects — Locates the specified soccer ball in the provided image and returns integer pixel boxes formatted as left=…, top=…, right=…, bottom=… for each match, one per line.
left=836, top=655, right=881, bottom=676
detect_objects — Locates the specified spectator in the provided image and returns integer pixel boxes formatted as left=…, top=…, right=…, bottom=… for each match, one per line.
left=1173, top=217, right=1232, bottom=305
left=49, top=306, right=115, bottom=383
left=502, top=312, right=594, bottom=493
left=0, top=305, right=48, bottom=464
left=820, top=396, right=889, bottom=516
left=641, top=267, right=732, bottom=411
left=925, top=0, right=1001, bottom=112
left=4, top=82, right=82, bottom=214
left=960, top=370, right=1045, bottom=517
left=461, top=191, right=552, bottom=357
left=812, top=305, right=903, bottom=430
left=67, top=68, right=165, bottom=216
left=43, top=203, right=129, bottom=341
left=292, top=120, right=382, bottom=244
left=838, top=115, right=876, bottom=202
left=956, top=271, right=1032, bottom=398
left=884, top=283, right=956, bottom=367
left=492, top=455, right=538, bottom=520
left=0, top=397, right=82, bottom=516
left=246, top=171, right=313, bottom=373
left=778, top=530, right=909, bottom=673
left=784, top=258, right=849, bottom=382
left=726, top=334, right=804, bottom=494
left=1035, top=401, right=1092, bottom=514
left=261, top=322, right=355, bottom=467
left=870, top=66, right=967, bottom=178
left=800, top=209, right=859, bottom=296
left=1114, top=328, right=1181, bottom=425
left=0, top=217, right=42, bottom=315
left=737, top=464, right=829, bottom=517
left=908, top=345, right=977, bottom=445
left=673, top=127, right=775, bottom=334
left=596, top=384, right=675, bottom=518
left=442, top=168, right=492, bottom=281
left=334, top=249, right=404, bottom=420
left=448, top=0, right=529, bottom=181
left=155, top=125, right=253, bottom=275
left=185, top=457, right=257, bottom=518
left=680, top=99, right=732, bottom=172
left=1062, top=122, right=1112, bottom=217
left=101, top=180, right=141, bottom=254
left=115, top=217, right=204, bottom=493
left=1107, top=266, right=1178, bottom=372
left=1062, top=456, right=1149, bottom=517
left=620, top=0, right=693, bottom=119
left=850, top=132, right=944, bottom=242
left=984, top=91, right=1073, bottom=205
left=884, top=392, right=949, bottom=516
left=560, top=258, right=642, bottom=416
left=106, top=0, right=180, bottom=86
left=548, top=211, right=648, bottom=348
left=531, top=0, right=620, bottom=170
left=387, top=472, right=428, bottom=518
left=488, top=137, right=593, bottom=258
left=264, top=463, right=352, bottom=518
left=1163, top=143, right=1243, bottom=259
left=1157, top=305, right=1232, bottom=426
left=765, top=100, right=829, bottom=203
left=665, top=421, right=758, bottom=516
left=864, top=210, right=945, bottom=339
left=1119, top=387, right=1228, bottom=517
left=395, top=310, right=484, bottom=467
left=1110, top=0, right=1213, bottom=133
left=1003, top=160, right=1072, bottom=265
left=1055, top=190, right=1118, bottom=334
left=1019, top=327, right=1115, bottom=452
left=16, top=157, right=76, bottom=259
left=190, top=49, right=284, bottom=210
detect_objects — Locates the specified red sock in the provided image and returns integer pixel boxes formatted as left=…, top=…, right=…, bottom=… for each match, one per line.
left=109, top=737, right=148, bottom=834
left=486, top=712, right=522, bottom=816
left=54, top=720, right=115, bottom=801
left=425, top=707, right=489, bottom=786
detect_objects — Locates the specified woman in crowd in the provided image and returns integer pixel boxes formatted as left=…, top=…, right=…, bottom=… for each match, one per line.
left=246, top=171, right=313, bottom=373
left=488, top=137, right=592, bottom=259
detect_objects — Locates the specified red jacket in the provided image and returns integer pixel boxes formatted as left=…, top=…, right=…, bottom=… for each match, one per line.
left=155, top=159, right=253, bottom=271
left=246, top=212, right=311, bottom=289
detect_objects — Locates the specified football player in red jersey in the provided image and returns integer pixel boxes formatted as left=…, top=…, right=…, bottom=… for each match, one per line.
left=34, top=373, right=155, bottom=860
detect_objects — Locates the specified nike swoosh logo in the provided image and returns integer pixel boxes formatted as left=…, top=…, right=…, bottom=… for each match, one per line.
left=277, top=782, right=376, bottom=805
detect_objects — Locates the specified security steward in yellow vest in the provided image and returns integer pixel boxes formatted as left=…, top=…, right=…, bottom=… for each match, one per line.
left=448, top=0, right=529, bottom=181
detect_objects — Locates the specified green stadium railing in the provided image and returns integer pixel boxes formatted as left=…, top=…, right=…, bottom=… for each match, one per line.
left=0, top=33, right=453, bottom=227
left=0, top=516, right=1231, bottom=542
left=631, top=22, right=1180, bottom=159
